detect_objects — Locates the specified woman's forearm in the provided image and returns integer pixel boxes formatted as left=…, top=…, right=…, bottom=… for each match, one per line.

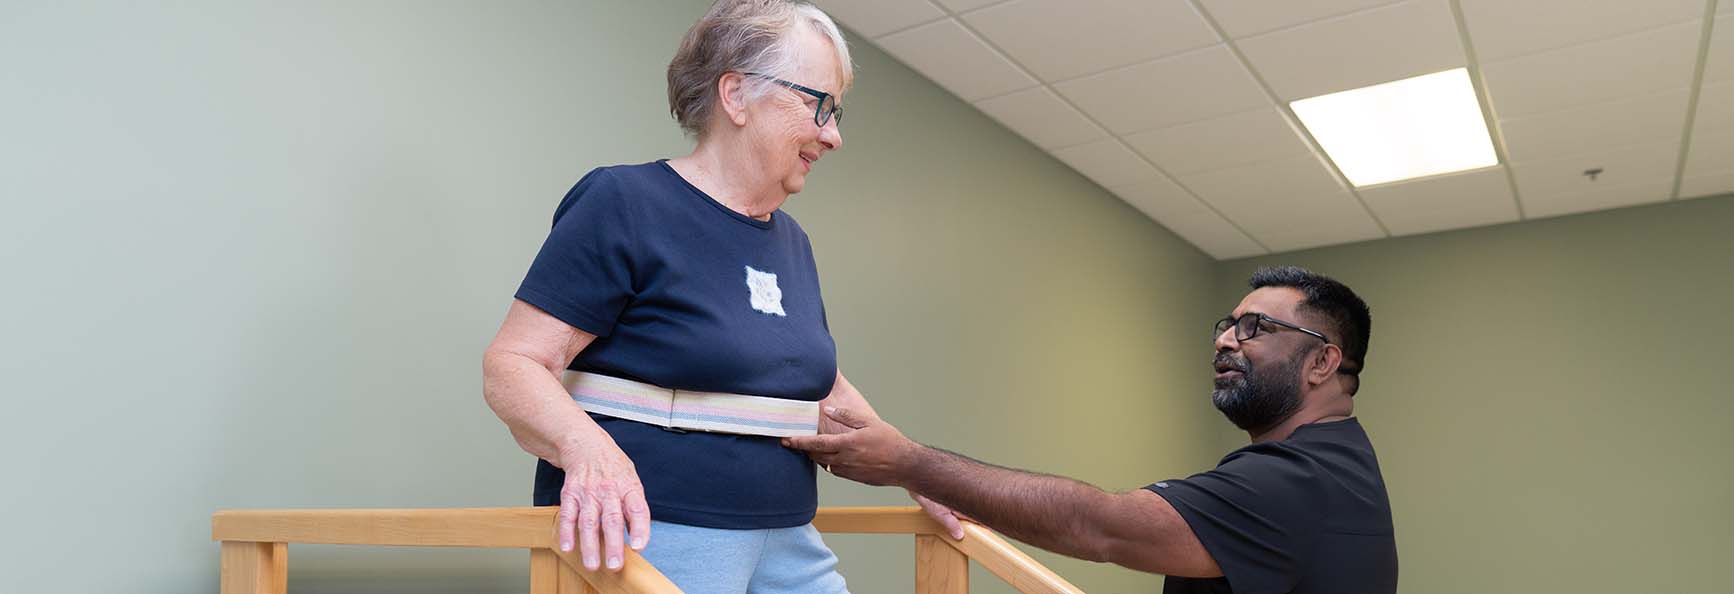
left=481, top=348, right=609, bottom=464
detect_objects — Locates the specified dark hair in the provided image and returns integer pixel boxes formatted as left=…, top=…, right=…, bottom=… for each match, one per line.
left=1248, top=266, right=1371, bottom=395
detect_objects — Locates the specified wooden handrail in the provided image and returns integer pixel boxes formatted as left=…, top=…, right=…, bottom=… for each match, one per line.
left=950, top=522, right=1083, bottom=594
left=813, top=505, right=946, bottom=534
left=212, top=507, right=677, bottom=593
left=212, top=506, right=1085, bottom=594
left=213, top=507, right=553, bottom=547
left=811, top=508, right=1082, bottom=594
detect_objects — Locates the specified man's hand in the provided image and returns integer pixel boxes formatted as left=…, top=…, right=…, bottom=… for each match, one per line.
left=784, top=406, right=922, bottom=487
left=912, top=491, right=969, bottom=540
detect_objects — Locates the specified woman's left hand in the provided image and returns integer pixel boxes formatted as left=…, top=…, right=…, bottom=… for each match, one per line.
left=818, top=371, right=879, bottom=434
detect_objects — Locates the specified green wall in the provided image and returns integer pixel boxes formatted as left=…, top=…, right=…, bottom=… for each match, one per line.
left=1215, top=195, right=1734, bottom=594
left=0, top=2, right=1219, bottom=593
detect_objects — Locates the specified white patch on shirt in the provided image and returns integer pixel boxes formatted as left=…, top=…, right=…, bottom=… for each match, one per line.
left=745, top=266, right=787, bottom=317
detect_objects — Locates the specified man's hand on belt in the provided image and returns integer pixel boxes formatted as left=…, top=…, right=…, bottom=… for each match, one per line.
left=784, top=406, right=922, bottom=488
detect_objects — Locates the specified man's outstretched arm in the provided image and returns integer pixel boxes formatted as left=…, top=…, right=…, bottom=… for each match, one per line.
left=785, top=407, right=1222, bottom=578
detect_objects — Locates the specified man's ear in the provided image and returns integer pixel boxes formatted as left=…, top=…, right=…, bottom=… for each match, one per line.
left=1310, top=343, right=1343, bottom=386
left=716, top=71, right=751, bottom=128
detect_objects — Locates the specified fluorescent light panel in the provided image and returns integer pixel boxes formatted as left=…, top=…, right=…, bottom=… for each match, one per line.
left=1290, top=68, right=1498, bottom=187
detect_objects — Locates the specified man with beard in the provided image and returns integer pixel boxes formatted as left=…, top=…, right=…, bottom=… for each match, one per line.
left=786, top=266, right=1396, bottom=593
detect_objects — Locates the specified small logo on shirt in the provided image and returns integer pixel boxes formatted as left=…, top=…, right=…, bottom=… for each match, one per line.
left=745, top=266, right=786, bottom=317
left=1153, top=482, right=1171, bottom=489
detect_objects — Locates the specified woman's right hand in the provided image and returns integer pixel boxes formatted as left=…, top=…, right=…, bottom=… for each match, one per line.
left=555, top=434, right=651, bottom=572
left=483, top=302, right=649, bottom=572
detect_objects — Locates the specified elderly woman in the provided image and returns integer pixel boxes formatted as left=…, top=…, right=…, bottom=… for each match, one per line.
left=481, top=1, right=953, bottom=592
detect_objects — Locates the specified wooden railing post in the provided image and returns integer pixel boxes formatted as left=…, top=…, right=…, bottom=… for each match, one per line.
left=219, top=541, right=286, bottom=594
left=915, top=534, right=969, bottom=594
left=558, top=554, right=602, bottom=594
left=533, top=548, right=603, bottom=594
left=531, top=549, right=559, bottom=594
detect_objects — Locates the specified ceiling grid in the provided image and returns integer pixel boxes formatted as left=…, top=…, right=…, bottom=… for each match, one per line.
left=816, top=0, right=1732, bottom=258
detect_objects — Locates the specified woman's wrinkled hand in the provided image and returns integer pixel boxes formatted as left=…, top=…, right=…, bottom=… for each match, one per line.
left=818, top=371, right=880, bottom=435
left=555, top=436, right=651, bottom=572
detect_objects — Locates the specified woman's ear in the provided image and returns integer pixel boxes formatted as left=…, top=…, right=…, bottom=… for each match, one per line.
left=716, top=72, right=751, bottom=128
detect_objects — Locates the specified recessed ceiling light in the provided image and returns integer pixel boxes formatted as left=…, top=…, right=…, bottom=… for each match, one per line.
left=1289, top=68, right=1498, bottom=187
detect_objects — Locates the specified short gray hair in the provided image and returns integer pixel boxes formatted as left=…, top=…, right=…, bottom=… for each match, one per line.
left=667, top=0, right=854, bottom=137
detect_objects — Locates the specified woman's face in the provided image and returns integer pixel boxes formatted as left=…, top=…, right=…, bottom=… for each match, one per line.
left=746, top=25, right=844, bottom=196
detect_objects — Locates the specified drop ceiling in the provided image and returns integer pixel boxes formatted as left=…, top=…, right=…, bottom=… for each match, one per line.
left=815, top=0, right=1734, bottom=259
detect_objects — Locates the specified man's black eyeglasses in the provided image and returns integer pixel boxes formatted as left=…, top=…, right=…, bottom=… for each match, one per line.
left=1214, top=313, right=1331, bottom=345
left=744, top=72, right=841, bottom=127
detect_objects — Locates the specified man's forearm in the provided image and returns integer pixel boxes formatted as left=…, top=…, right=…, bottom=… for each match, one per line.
left=900, top=446, right=1118, bottom=562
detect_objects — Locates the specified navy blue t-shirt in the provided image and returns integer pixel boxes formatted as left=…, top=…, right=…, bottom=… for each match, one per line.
left=516, top=160, right=838, bottom=529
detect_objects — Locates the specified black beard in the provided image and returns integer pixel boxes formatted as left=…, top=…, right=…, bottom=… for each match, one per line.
left=1212, top=351, right=1304, bottom=432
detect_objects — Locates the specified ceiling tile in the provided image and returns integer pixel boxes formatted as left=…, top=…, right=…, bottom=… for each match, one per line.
left=1054, top=45, right=1269, bottom=135
left=876, top=19, right=1037, bottom=101
left=1685, top=122, right=1734, bottom=177
left=1358, top=166, right=1519, bottom=236
left=1458, top=0, right=1704, bottom=62
left=1480, top=22, right=1700, bottom=118
left=1698, top=82, right=1734, bottom=131
left=932, top=0, right=1005, bottom=12
left=1050, top=138, right=1161, bottom=188
left=1679, top=170, right=1734, bottom=199
left=1198, top=0, right=1402, bottom=40
left=1236, top=0, right=1465, bottom=100
left=1237, top=191, right=1370, bottom=231
left=973, top=87, right=1108, bottom=149
left=1256, top=215, right=1387, bottom=252
left=1499, top=89, right=1690, bottom=163
left=1123, top=107, right=1311, bottom=175
left=813, top=0, right=944, bottom=39
left=962, top=0, right=1218, bottom=82
left=1159, top=212, right=1268, bottom=259
left=1510, top=140, right=1679, bottom=195
left=1705, top=15, right=1734, bottom=84
left=1520, top=179, right=1673, bottom=219
left=1178, top=154, right=1345, bottom=208
left=1206, top=189, right=1383, bottom=251
left=1108, top=177, right=1213, bottom=221
left=1178, top=155, right=1385, bottom=251
left=1512, top=141, right=1678, bottom=217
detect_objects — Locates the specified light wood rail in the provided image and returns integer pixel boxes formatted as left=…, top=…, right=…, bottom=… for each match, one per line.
left=212, top=505, right=1085, bottom=594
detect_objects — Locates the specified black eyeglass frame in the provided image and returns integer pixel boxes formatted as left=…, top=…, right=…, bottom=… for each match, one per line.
left=743, top=72, right=842, bottom=127
left=1214, top=312, right=1332, bottom=345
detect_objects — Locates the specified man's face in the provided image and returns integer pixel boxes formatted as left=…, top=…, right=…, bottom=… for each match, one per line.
left=1212, top=287, right=1316, bottom=432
